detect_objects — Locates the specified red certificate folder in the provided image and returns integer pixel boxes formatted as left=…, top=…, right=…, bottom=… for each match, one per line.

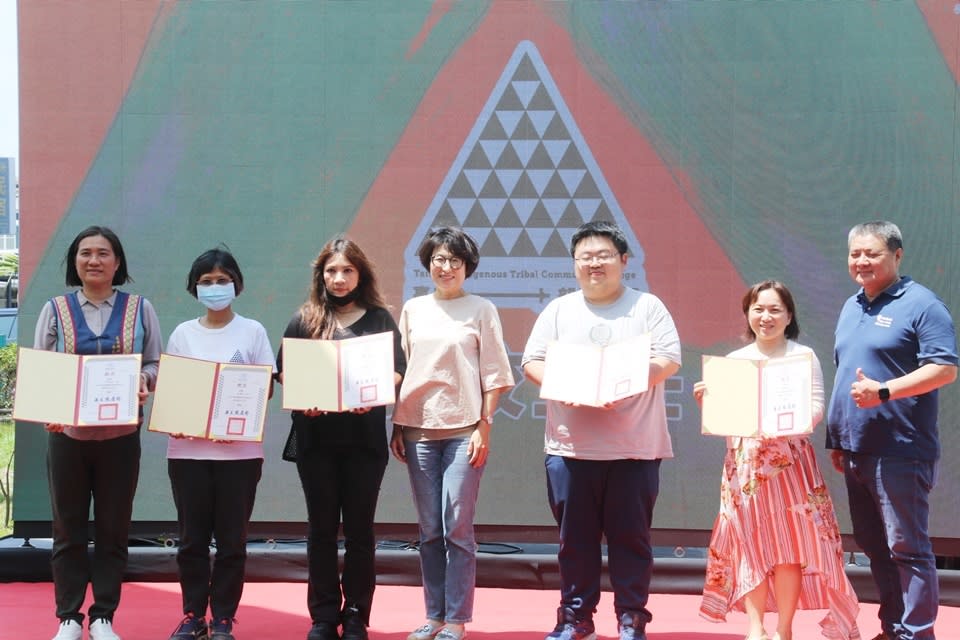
left=148, top=353, right=272, bottom=442
left=282, top=331, right=395, bottom=411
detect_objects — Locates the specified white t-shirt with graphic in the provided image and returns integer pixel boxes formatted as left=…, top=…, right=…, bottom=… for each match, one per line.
left=164, top=314, right=275, bottom=461
left=522, top=287, right=682, bottom=461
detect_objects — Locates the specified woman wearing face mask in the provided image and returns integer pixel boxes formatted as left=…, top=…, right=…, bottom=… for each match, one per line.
left=164, top=248, right=275, bottom=640
left=36, top=226, right=162, bottom=640
left=276, top=235, right=405, bottom=640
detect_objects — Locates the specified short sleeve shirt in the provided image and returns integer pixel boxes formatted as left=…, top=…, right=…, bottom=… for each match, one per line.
left=826, top=277, right=958, bottom=460
left=522, top=287, right=682, bottom=461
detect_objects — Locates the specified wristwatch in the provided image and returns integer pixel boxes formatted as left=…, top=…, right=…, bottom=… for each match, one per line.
left=480, top=415, right=494, bottom=426
left=878, top=384, right=890, bottom=403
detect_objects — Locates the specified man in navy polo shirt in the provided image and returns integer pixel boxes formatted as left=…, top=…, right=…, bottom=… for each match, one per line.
left=826, top=221, right=958, bottom=640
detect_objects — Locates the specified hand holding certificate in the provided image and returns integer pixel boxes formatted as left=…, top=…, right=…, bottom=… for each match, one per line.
left=14, top=348, right=142, bottom=426
left=148, top=354, right=273, bottom=441
left=282, top=331, right=396, bottom=411
left=700, top=352, right=814, bottom=438
left=539, top=335, right=651, bottom=407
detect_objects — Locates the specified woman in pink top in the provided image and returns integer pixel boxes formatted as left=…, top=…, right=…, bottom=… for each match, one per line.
left=390, top=227, right=514, bottom=640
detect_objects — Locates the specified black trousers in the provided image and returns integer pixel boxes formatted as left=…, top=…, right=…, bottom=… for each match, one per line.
left=168, top=458, right=263, bottom=621
left=47, top=431, right=140, bottom=623
left=296, top=445, right=388, bottom=625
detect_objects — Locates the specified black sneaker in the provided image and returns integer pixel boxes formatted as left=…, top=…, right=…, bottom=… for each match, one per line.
left=170, top=614, right=208, bottom=640
left=209, top=618, right=235, bottom=640
left=617, top=612, right=646, bottom=640
left=341, top=605, right=368, bottom=640
left=545, top=607, right=596, bottom=640
left=306, top=622, right=339, bottom=640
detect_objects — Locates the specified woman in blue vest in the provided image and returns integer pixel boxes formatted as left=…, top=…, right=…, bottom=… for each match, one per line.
left=34, top=226, right=162, bottom=640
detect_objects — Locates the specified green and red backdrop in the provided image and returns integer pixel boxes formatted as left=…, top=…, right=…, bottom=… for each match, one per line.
left=14, top=1, right=960, bottom=548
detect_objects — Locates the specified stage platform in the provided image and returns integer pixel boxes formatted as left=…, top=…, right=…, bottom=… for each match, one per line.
left=3, top=582, right=960, bottom=640
left=3, top=536, right=959, bottom=607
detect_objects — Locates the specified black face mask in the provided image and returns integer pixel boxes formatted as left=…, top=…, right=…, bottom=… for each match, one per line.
left=328, top=287, right=361, bottom=307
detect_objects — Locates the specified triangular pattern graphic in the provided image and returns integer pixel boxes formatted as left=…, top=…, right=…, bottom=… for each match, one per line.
left=404, top=40, right=648, bottom=310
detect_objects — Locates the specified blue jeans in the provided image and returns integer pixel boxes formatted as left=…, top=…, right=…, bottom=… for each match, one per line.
left=545, top=455, right=660, bottom=624
left=405, top=435, right=484, bottom=624
left=843, top=453, right=938, bottom=640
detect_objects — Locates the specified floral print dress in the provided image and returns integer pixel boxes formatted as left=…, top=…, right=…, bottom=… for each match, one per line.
left=699, top=342, right=861, bottom=640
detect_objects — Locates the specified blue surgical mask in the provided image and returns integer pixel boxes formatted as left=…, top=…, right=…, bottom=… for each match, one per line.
left=197, top=283, right=236, bottom=311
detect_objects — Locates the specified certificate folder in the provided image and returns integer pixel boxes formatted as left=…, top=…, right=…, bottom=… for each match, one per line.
left=13, top=348, right=142, bottom=427
left=539, top=335, right=651, bottom=407
left=700, top=352, right=813, bottom=438
left=148, top=354, right=272, bottom=442
left=282, top=331, right=396, bottom=412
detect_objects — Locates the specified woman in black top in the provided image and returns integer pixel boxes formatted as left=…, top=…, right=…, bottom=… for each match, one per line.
left=277, top=235, right=405, bottom=640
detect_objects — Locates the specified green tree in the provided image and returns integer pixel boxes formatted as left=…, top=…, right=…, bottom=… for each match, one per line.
left=0, top=420, right=11, bottom=532
left=0, top=343, right=15, bottom=409
left=0, top=253, right=17, bottom=278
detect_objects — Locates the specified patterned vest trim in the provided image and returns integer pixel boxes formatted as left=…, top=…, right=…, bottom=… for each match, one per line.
left=51, top=291, right=144, bottom=355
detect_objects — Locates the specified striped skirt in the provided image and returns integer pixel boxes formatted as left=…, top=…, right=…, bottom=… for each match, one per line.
left=699, top=436, right=861, bottom=640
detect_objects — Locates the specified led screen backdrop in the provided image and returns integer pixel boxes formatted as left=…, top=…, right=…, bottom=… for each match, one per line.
left=14, top=1, right=960, bottom=547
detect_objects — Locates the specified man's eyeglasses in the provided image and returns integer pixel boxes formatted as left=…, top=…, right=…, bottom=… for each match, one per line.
left=431, top=255, right=464, bottom=270
left=574, top=252, right=620, bottom=266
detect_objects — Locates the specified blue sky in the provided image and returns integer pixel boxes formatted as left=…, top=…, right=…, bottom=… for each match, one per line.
left=1, top=0, right=18, bottom=172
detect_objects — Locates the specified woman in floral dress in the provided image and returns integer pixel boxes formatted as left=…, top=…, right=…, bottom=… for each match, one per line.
left=695, top=280, right=860, bottom=640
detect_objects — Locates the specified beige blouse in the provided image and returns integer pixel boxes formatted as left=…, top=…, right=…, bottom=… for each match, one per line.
left=392, top=293, right=514, bottom=431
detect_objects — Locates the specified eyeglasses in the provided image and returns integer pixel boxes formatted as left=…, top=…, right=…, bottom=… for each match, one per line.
left=197, top=277, right=233, bottom=287
left=431, top=255, right=464, bottom=270
left=574, top=252, right=620, bottom=266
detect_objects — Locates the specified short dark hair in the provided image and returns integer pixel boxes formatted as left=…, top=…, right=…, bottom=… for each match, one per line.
left=741, top=280, right=800, bottom=341
left=416, top=227, right=481, bottom=278
left=186, top=247, right=244, bottom=298
left=64, top=226, right=132, bottom=287
left=570, top=221, right=629, bottom=257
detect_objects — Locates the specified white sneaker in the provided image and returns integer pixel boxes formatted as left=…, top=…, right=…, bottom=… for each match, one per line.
left=52, top=620, right=83, bottom=640
left=90, top=618, right=122, bottom=640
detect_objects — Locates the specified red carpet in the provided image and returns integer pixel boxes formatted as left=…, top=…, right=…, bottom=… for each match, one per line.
left=2, top=582, right=959, bottom=639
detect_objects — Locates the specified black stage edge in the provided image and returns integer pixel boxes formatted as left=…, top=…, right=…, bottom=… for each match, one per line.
left=14, top=522, right=960, bottom=557
left=3, top=536, right=959, bottom=607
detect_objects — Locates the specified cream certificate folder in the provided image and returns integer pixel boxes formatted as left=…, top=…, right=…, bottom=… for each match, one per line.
left=282, top=331, right=396, bottom=411
left=701, top=352, right=813, bottom=438
left=14, top=348, right=142, bottom=426
left=539, top=335, right=651, bottom=407
left=148, top=354, right=272, bottom=442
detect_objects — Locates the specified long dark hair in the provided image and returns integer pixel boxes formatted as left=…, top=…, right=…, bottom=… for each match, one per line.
left=299, top=235, right=386, bottom=339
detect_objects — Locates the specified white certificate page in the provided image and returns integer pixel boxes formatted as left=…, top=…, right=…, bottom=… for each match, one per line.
left=208, top=364, right=272, bottom=441
left=540, top=335, right=651, bottom=406
left=77, top=355, right=141, bottom=425
left=338, top=331, right=396, bottom=409
left=596, top=335, right=651, bottom=403
left=759, top=354, right=813, bottom=437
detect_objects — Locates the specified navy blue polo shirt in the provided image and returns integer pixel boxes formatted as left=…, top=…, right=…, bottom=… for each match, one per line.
left=826, top=277, right=958, bottom=461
